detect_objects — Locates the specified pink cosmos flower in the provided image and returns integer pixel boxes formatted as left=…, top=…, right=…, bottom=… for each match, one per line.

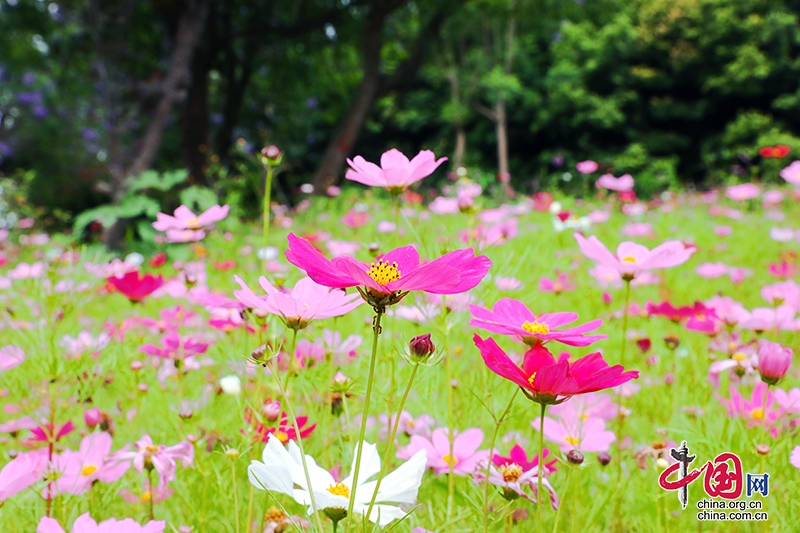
left=533, top=413, right=615, bottom=454
left=285, top=233, right=491, bottom=309
left=473, top=336, right=639, bottom=405
left=574, top=233, right=694, bottom=280
left=538, top=274, right=575, bottom=295
left=780, top=161, right=800, bottom=185
left=470, top=298, right=605, bottom=347
left=107, top=271, right=163, bottom=302
left=725, top=183, right=760, bottom=201
left=50, top=432, right=129, bottom=495
left=8, top=261, right=46, bottom=279
left=548, top=392, right=618, bottom=421
left=111, top=434, right=193, bottom=487
left=341, top=209, right=370, bottom=228
left=761, top=281, right=800, bottom=307
left=398, top=427, right=489, bottom=476
left=791, top=446, right=800, bottom=470
left=0, top=345, right=25, bottom=371
left=708, top=351, right=757, bottom=389
left=775, top=387, right=800, bottom=416
left=152, top=204, right=229, bottom=232
left=705, top=296, right=749, bottom=327
left=472, top=445, right=559, bottom=508
left=740, top=306, right=796, bottom=332
left=769, top=227, right=794, bottom=242
left=495, top=276, right=524, bottom=291
left=716, top=382, right=781, bottom=438
left=768, top=258, right=797, bottom=279
left=139, top=333, right=210, bottom=360
left=345, top=149, right=447, bottom=193
left=28, top=420, right=75, bottom=444
left=727, top=266, right=751, bottom=284
left=37, top=513, right=165, bottom=533
left=233, top=275, right=362, bottom=329
left=165, top=229, right=206, bottom=243
left=714, top=225, right=732, bottom=237
left=576, top=160, right=598, bottom=174
left=696, top=262, right=729, bottom=279
left=0, top=449, right=47, bottom=500
left=379, top=411, right=436, bottom=440
left=621, top=222, right=653, bottom=238
left=595, top=173, right=634, bottom=191
left=758, top=341, right=792, bottom=385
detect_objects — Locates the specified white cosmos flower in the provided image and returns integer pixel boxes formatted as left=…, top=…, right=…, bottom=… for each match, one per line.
left=248, top=435, right=427, bottom=527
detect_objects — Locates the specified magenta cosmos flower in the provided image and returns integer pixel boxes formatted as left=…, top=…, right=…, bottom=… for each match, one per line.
left=345, top=148, right=447, bottom=194
left=111, top=434, right=193, bottom=487
left=285, top=233, right=491, bottom=310
left=725, top=183, right=760, bottom=201
left=595, top=173, right=634, bottom=191
left=474, top=336, right=639, bottom=405
left=233, top=275, right=361, bottom=329
left=758, top=341, right=793, bottom=385
left=574, top=233, right=694, bottom=281
left=470, top=298, right=605, bottom=347
left=575, top=160, right=598, bottom=174
left=152, top=204, right=229, bottom=232
left=473, top=445, right=559, bottom=508
left=37, top=513, right=165, bottom=533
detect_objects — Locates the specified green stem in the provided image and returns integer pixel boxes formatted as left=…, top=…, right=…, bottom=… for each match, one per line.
left=346, top=310, right=384, bottom=528
left=284, top=328, right=299, bottom=392
left=614, top=279, right=632, bottom=529
left=551, top=467, right=572, bottom=533
left=443, top=298, right=455, bottom=521
left=266, top=359, right=326, bottom=533
left=393, top=194, right=400, bottom=237
left=537, top=402, right=547, bottom=533
left=263, top=164, right=274, bottom=259
left=231, top=462, right=240, bottom=533
left=365, top=363, right=420, bottom=523
left=484, top=389, right=520, bottom=533
left=148, top=469, right=155, bottom=520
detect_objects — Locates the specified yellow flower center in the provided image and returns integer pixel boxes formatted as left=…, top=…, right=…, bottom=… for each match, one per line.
left=366, top=259, right=402, bottom=286
left=326, top=482, right=351, bottom=498
left=581, top=413, right=589, bottom=420
left=144, top=445, right=160, bottom=453
left=732, top=352, right=747, bottom=362
left=553, top=283, right=563, bottom=293
left=499, top=463, right=523, bottom=482
left=264, top=508, right=288, bottom=523
left=621, top=256, right=637, bottom=263
left=186, top=217, right=202, bottom=229
left=751, top=408, right=764, bottom=421
left=522, top=321, right=550, bottom=335
left=81, top=465, right=98, bottom=477
left=442, top=454, right=459, bottom=467
left=527, top=372, right=537, bottom=386
left=564, top=436, right=580, bottom=446
left=141, top=491, right=152, bottom=503
left=276, top=431, right=289, bottom=443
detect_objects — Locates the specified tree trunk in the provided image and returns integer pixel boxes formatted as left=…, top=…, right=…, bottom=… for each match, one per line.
left=103, top=0, right=210, bottom=249
left=454, top=126, right=466, bottom=170
left=311, top=14, right=384, bottom=191
left=495, top=99, right=508, bottom=178
left=181, top=46, right=210, bottom=187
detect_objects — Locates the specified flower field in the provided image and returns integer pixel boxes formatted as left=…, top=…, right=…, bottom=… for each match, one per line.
left=2, top=155, right=800, bottom=533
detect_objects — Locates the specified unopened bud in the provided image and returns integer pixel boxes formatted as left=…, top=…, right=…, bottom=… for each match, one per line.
left=263, top=401, right=281, bottom=421
left=251, top=344, right=268, bottom=361
left=409, top=334, right=435, bottom=362
left=755, top=444, right=770, bottom=455
left=598, top=452, right=611, bottom=466
left=567, top=449, right=584, bottom=465
left=179, top=408, right=193, bottom=420
left=131, top=360, right=144, bottom=372
left=225, top=448, right=240, bottom=460
left=368, top=242, right=380, bottom=256
left=186, top=433, right=200, bottom=444
left=84, top=407, right=102, bottom=428
left=261, top=145, right=282, bottom=165
left=664, top=334, right=680, bottom=350
left=184, top=273, right=197, bottom=287
left=656, top=458, right=670, bottom=470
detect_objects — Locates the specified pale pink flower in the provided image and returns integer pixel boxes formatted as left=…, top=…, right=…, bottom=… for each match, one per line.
left=769, top=227, right=795, bottom=242
left=378, top=411, right=435, bottom=440
left=716, top=382, right=781, bottom=438
left=537, top=274, right=575, bottom=294
left=233, top=275, right=362, bottom=329
left=0, top=449, right=47, bottom=500
left=695, top=262, right=729, bottom=279
left=763, top=190, right=784, bottom=206
left=50, top=432, right=129, bottom=495
left=727, top=267, right=751, bottom=284
left=714, top=225, right=732, bottom=237
left=533, top=411, right=615, bottom=453
left=574, top=234, right=694, bottom=280
left=111, top=434, right=193, bottom=487
left=165, top=229, right=206, bottom=243
left=775, top=387, right=800, bottom=416
left=621, top=222, right=653, bottom=238
left=398, top=427, right=489, bottom=476
left=37, top=513, right=165, bottom=533
left=495, top=276, right=524, bottom=291
left=345, top=149, right=447, bottom=193
left=791, top=446, right=800, bottom=470
left=595, top=173, right=634, bottom=191
left=0, top=345, right=25, bottom=371
left=780, top=160, right=800, bottom=185
left=8, top=261, right=46, bottom=279
left=725, top=183, right=760, bottom=201
left=152, top=204, right=229, bottom=232
left=740, top=306, right=796, bottom=332
left=587, top=210, right=610, bottom=224
left=576, top=160, right=598, bottom=174
left=761, top=281, right=800, bottom=307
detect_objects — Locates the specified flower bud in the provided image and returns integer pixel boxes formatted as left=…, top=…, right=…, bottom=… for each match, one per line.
left=664, top=334, right=680, bottom=350
left=757, top=341, right=792, bottom=385
left=597, top=452, right=611, bottom=466
left=409, top=334, right=435, bottom=362
left=656, top=458, right=670, bottom=470
left=567, top=449, right=584, bottom=465
left=368, top=242, right=380, bottom=256
left=130, top=360, right=144, bottom=372
left=756, top=444, right=770, bottom=455
left=84, top=407, right=102, bottom=429
left=260, top=145, right=282, bottom=166
left=263, top=401, right=281, bottom=422
left=225, top=448, right=240, bottom=460
left=251, top=344, right=268, bottom=362
left=219, top=375, right=242, bottom=395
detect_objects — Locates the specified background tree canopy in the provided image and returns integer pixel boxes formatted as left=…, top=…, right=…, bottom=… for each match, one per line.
left=2, top=0, right=800, bottom=227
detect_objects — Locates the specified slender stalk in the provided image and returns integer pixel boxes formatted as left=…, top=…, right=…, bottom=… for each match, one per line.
left=266, top=359, right=326, bottom=533
left=483, top=389, right=520, bottom=533
left=263, top=164, right=274, bottom=260
left=615, top=280, right=632, bottom=470
left=393, top=194, right=400, bottom=237
left=551, top=467, right=573, bottom=533
left=148, top=469, right=155, bottom=520
left=284, top=328, right=299, bottom=392
left=246, top=447, right=255, bottom=533
left=231, top=462, right=240, bottom=533
left=537, top=402, right=547, bottom=533
left=346, top=310, right=384, bottom=528
left=442, top=297, right=456, bottom=521
left=365, top=363, right=420, bottom=522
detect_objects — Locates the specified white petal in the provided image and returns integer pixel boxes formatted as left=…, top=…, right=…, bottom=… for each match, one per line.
left=370, top=449, right=427, bottom=505
left=343, top=441, right=381, bottom=489
left=354, top=502, right=407, bottom=526
left=248, top=462, right=294, bottom=497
